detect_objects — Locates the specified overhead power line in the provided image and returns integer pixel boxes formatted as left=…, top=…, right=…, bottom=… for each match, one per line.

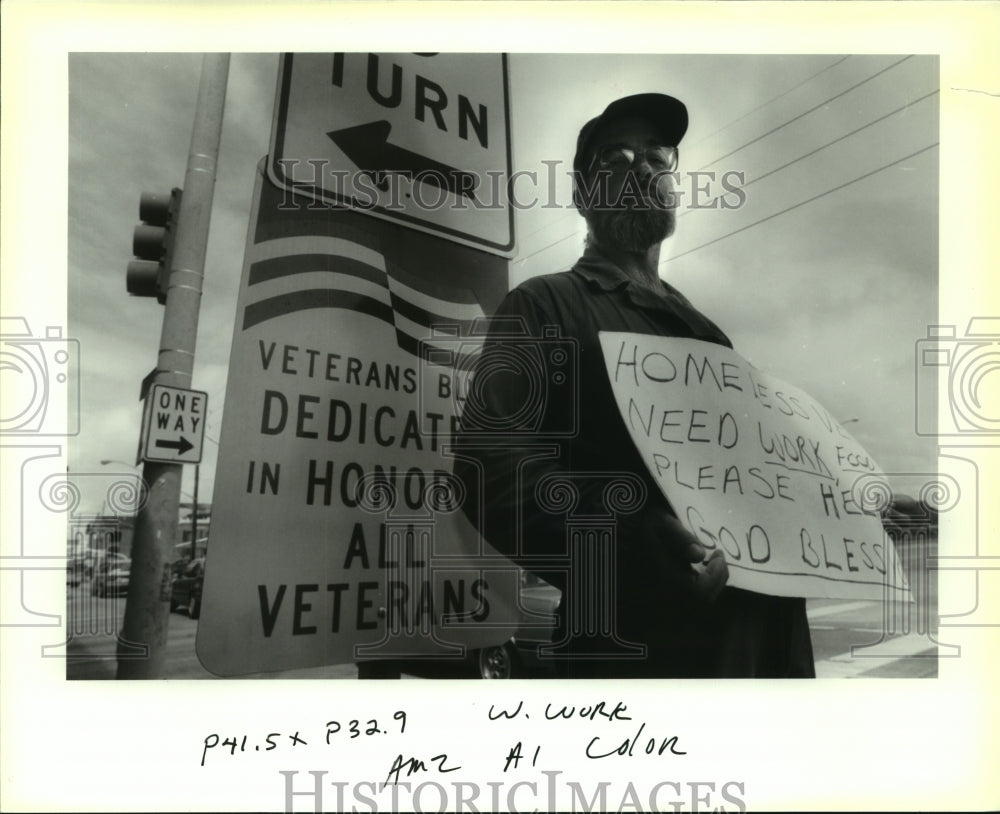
left=676, top=86, right=939, bottom=220
left=690, top=55, right=852, bottom=148
left=516, top=56, right=855, bottom=252
left=516, top=56, right=926, bottom=270
left=516, top=207, right=581, bottom=251
left=515, top=222, right=586, bottom=266
left=739, top=89, right=939, bottom=191
left=697, top=55, right=913, bottom=171
left=664, top=142, right=938, bottom=265
left=521, top=106, right=938, bottom=269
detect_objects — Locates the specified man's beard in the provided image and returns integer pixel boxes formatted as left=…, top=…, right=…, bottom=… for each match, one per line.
left=587, top=204, right=675, bottom=253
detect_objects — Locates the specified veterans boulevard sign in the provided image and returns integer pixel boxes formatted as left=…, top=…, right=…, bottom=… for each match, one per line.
left=197, top=161, right=519, bottom=676
left=269, top=53, right=515, bottom=257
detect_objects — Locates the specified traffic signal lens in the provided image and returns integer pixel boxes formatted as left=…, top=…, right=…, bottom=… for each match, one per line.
left=138, top=192, right=173, bottom=225
left=133, top=225, right=168, bottom=259
left=127, top=260, right=162, bottom=297
left=128, top=187, right=181, bottom=304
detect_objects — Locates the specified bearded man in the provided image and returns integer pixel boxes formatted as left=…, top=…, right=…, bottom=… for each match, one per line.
left=453, top=94, right=815, bottom=678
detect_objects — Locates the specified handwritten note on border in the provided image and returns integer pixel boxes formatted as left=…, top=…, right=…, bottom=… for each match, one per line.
left=598, top=332, right=909, bottom=601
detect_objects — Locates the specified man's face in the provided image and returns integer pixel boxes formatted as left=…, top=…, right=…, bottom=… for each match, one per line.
left=579, top=116, right=678, bottom=252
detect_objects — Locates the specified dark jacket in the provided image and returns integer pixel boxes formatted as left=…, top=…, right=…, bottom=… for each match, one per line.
left=453, top=246, right=815, bottom=678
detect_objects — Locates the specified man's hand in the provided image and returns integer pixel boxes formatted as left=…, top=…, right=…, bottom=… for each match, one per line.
left=880, top=493, right=937, bottom=540
left=692, top=548, right=729, bottom=601
left=644, top=509, right=730, bottom=601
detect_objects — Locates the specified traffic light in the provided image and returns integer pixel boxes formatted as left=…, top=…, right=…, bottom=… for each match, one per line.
left=127, top=188, right=183, bottom=304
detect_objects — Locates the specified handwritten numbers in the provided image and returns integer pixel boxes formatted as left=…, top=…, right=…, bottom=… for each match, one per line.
left=200, top=731, right=288, bottom=766
left=202, top=711, right=408, bottom=767
left=325, top=711, right=408, bottom=743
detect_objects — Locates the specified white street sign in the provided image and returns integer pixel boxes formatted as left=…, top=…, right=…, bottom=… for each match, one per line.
left=268, top=53, right=515, bottom=256
left=141, top=383, right=207, bottom=464
left=198, top=162, right=518, bottom=675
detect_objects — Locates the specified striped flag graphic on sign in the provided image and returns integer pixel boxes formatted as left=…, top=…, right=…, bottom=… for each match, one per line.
left=242, top=172, right=502, bottom=366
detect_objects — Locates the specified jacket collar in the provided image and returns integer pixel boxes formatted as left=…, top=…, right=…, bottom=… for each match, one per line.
left=570, top=244, right=694, bottom=307
left=570, top=245, right=633, bottom=292
left=569, top=244, right=732, bottom=347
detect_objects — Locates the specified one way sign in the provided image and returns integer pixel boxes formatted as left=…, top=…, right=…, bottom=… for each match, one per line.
left=140, top=383, right=208, bottom=464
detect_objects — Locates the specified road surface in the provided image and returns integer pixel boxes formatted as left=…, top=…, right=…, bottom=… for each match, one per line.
left=64, top=585, right=938, bottom=679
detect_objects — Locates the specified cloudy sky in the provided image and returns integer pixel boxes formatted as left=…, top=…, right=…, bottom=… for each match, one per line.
left=64, top=51, right=939, bottom=510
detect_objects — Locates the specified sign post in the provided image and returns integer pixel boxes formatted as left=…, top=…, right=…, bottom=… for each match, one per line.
left=117, top=54, right=229, bottom=679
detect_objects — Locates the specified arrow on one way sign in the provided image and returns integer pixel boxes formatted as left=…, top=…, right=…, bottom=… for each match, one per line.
left=155, top=436, right=195, bottom=455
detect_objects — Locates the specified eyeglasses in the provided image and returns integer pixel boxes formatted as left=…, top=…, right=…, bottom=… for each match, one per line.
left=589, top=144, right=679, bottom=174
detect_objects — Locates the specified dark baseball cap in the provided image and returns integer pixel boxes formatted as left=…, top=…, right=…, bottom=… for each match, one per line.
left=573, top=93, right=689, bottom=175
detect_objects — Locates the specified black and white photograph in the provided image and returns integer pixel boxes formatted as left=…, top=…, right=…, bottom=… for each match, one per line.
left=63, top=50, right=942, bottom=681
left=2, top=3, right=998, bottom=812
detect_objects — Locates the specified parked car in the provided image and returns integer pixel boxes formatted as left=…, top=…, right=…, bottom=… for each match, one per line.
left=80, top=549, right=101, bottom=581
left=476, top=570, right=560, bottom=679
left=361, top=571, right=561, bottom=680
left=169, top=557, right=205, bottom=619
left=90, top=553, right=131, bottom=598
left=66, top=553, right=87, bottom=587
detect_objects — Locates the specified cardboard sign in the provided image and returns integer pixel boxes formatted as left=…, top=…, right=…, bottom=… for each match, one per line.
left=598, top=332, right=910, bottom=601
left=197, top=162, right=518, bottom=676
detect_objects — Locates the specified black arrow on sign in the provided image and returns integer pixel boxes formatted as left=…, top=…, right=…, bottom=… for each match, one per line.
left=155, top=436, right=194, bottom=456
left=328, top=120, right=479, bottom=199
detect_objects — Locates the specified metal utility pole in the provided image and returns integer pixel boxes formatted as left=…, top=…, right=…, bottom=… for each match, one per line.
left=118, top=54, right=229, bottom=679
left=190, top=464, right=200, bottom=560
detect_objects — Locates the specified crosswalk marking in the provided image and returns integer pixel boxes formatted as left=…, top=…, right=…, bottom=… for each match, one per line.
left=814, top=632, right=937, bottom=678
left=806, top=600, right=874, bottom=620
left=807, top=599, right=938, bottom=677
